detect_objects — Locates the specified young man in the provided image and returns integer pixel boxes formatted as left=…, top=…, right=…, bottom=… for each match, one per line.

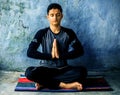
left=25, top=3, right=87, bottom=90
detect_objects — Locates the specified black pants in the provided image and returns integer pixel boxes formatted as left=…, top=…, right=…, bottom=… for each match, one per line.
left=25, top=66, right=87, bottom=89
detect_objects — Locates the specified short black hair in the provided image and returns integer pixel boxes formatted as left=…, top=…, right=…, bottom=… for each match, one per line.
left=47, top=3, right=62, bottom=14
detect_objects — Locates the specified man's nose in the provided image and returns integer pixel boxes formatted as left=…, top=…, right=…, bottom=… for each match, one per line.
left=53, top=15, right=57, bottom=20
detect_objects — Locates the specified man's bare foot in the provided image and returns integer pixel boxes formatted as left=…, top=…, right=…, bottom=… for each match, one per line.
left=35, top=83, right=43, bottom=90
left=59, top=82, right=83, bottom=91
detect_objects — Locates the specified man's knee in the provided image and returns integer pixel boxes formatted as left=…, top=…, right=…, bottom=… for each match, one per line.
left=25, top=66, right=35, bottom=80
left=81, top=66, right=87, bottom=76
left=74, top=66, right=88, bottom=78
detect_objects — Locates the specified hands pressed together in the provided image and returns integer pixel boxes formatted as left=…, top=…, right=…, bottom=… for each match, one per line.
left=51, top=39, right=59, bottom=59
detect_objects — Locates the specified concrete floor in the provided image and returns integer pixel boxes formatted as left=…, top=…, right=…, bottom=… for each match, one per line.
left=0, top=70, right=120, bottom=95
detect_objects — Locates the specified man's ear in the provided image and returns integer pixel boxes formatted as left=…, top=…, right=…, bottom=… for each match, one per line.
left=61, top=14, right=63, bottom=19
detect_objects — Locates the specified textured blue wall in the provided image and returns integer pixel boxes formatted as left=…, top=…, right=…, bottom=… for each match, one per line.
left=0, top=0, right=120, bottom=71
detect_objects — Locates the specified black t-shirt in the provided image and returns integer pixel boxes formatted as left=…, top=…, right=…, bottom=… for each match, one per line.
left=27, top=26, right=84, bottom=68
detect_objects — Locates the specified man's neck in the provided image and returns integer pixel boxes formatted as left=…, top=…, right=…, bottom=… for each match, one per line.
left=50, top=25, right=61, bottom=34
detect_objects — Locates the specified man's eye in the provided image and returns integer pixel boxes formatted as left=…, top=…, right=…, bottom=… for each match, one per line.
left=50, top=14, right=54, bottom=17
left=57, top=14, right=60, bottom=16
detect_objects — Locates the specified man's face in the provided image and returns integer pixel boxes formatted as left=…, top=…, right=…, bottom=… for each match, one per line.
left=47, top=9, right=63, bottom=26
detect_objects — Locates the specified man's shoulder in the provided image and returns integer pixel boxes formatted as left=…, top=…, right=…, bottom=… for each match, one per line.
left=61, top=26, right=73, bottom=32
left=33, top=27, right=49, bottom=39
left=61, top=26, right=76, bottom=36
left=35, top=27, right=49, bottom=36
left=37, top=27, right=49, bottom=33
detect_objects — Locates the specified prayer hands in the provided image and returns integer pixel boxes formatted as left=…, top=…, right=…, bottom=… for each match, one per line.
left=51, top=39, right=59, bottom=59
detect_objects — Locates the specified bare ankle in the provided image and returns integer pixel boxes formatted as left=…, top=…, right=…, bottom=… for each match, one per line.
left=35, top=83, right=43, bottom=90
left=59, top=82, right=66, bottom=88
left=59, top=82, right=83, bottom=90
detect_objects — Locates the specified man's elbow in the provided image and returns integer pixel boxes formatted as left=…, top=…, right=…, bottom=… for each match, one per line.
left=27, top=49, right=33, bottom=58
left=81, top=49, right=84, bottom=55
left=78, top=48, right=84, bottom=56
